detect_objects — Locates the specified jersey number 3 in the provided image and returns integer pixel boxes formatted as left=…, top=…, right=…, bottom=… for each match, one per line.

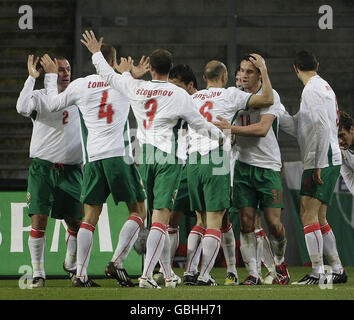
left=99, top=91, right=114, bottom=124
left=143, top=99, right=157, bottom=129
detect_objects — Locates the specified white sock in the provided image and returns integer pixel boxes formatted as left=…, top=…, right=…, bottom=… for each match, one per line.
left=199, top=229, right=221, bottom=281
left=158, top=230, right=173, bottom=279
left=240, top=231, right=258, bottom=278
left=185, top=225, right=205, bottom=275
left=255, top=228, right=264, bottom=277
left=112, top=215, right=143, bottom=268
left=64, top=229, right=77, bottom=270
left=269, top=225, right=287, bottom=265
left=76, top=222, right=95, bottom=282
left=304, top=223, right=324, bottom=277
left=261, top=230, right=276, bottom=273
left=159, top=226, right=179, bottom=274
left=142, top=223, right=167, bottom=279
left=221, top=223, right=237, bottom=275
left=28, top=228, right=46, bottom=279
left=321, top=223, right=343, bottom=274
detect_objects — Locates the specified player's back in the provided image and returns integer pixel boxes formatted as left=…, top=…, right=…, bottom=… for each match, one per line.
left=189, top=87, right=251, bottom=155
left=298, top=75, right=341, bottom=168
left=73, top=74, right=131, bottom=162
left=126, top=79, right=194, bottom=155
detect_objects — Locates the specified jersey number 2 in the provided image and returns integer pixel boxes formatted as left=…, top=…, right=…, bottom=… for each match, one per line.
left=99, top=91, right=114, bottom=124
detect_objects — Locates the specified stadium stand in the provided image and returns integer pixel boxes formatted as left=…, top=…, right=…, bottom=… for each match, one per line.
left=1, top=0, right=354, bottom=181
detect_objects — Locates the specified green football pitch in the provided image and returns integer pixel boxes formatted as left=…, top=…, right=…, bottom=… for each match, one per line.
left=1, top=266, right=354, bottom=300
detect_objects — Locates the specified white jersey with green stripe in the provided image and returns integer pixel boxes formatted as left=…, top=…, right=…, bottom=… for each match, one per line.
left=341, top=149, right=354, bottom=195
left=16, top=76, right=82, bottom=165
left=296, top=75, right=342, bottom=170
left=45, top=73, right=132, bottom=164
left=92, top=52, right=222, bottom=160
left=234, top=88, right=284, bottom=171
left=188, top=87, right=252, bottom=156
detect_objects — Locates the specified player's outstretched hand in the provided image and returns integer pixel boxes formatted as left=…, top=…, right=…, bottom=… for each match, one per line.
left=212, top=115, right=232, bottom=131
left=80, top=30, right=103, bottom=54
left=131, top=56, right=150, bottom=79
left=249, top=53, right=267, bottom=72
left=115, top=57, right=132, bottom=74
left=27, top=55, right=42, bottom=79
left=40, top=54, right=58, bottom=74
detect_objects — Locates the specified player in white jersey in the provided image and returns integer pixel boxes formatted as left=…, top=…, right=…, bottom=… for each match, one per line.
left=187, top=56, right=274, bottom=285
left=213, top=55, right=290, bottom=285
left=280, top=51, right=345, bottom=285
left=81, top=30, right=224, bottom=289
left=338, top=111, right=354, bottom=195
left=39, top=44, right=148, bottom=287
left=16, top=55, right=83, bottom=288
left=152, top=64, right=200, bottom=286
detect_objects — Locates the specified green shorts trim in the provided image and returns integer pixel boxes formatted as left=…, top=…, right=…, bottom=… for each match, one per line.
left=25, top=158, right=83, bottom=219
left=187, top=150, right=231, bottom=212
left=138, top=144, right=182, bottom=211
left=81, top=157, right=146, bottom=205
left=300, top=165, right=341, bottom=204
left=233, top=161, right=283, bottom=209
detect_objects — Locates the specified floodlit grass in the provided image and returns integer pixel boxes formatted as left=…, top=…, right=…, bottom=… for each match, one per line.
left=1, top=266, right=354, bottom=301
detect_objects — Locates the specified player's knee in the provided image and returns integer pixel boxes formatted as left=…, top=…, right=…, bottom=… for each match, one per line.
left=31, top=214, right=48, bottom=230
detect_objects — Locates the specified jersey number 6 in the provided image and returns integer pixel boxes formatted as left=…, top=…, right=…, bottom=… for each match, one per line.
left=143, top=99, right=157, bottom=129
left=200, top=101, right=213, bottom=122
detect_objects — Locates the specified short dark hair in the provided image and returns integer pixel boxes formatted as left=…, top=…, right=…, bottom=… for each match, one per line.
left=235, top=64, right=241, bottom=77
left=101, top=43, right=116, bottom=64
left=169, top=64, right=198, bottom=90
left=240, top=54, right=260, bottom=73
left=294, top=50, right=318, bottom=71
left=149, top=49, right=173, bottom=75
left=204, top=60, right=227, bottom=81
left=339, top=111, right=353, bottom=132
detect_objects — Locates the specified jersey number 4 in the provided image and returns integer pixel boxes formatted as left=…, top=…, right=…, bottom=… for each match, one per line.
left=143, top=99, right=157, bottom=129
left=99, top=91, right=114, bottom=124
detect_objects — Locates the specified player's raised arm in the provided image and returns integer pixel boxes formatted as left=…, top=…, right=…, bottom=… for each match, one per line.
left=16, top=55, right=42, bottom=116
left=246, top=54, right=274, bottom=109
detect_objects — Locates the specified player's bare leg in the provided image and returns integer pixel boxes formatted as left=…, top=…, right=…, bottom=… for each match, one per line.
left=28, top=214, right=48, bottom=287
